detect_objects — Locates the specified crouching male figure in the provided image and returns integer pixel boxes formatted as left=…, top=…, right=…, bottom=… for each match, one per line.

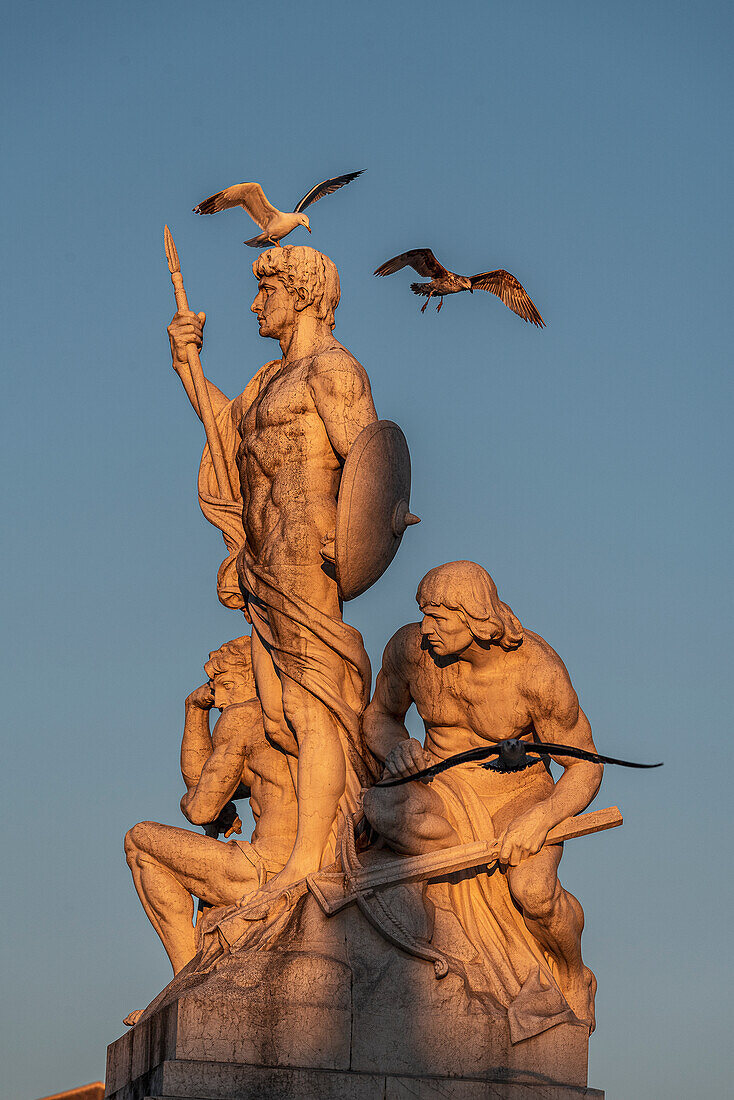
left=125, top=636, right=297, bottom=975
left=362, top=561, right=602, bottom=1029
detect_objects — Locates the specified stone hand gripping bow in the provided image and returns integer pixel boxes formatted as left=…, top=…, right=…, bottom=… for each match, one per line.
left=308, top=739, right=662, bottom=968
left=308, top=806, right=624, bottom=929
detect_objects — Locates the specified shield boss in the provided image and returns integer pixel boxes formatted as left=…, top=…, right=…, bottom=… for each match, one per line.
left=335, top=420, right=419, bottom=601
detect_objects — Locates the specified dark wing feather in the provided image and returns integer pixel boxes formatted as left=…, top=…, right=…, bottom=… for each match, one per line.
left=376, top=744, right=500, bottom=787
left=293, top=170, right=365, bottom=213
left=377, top=739, right=662, bottom=787
left=374, top=248, right=449, bottom=279
left=528, top=742, right=663, bottom=768
left=470, top=269, right=545, bottom=327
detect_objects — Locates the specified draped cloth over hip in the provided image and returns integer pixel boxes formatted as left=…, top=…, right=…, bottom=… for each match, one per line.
left=238, top=546, right=377, bottom=857
left=197, top=363, right=279, bottom=610
left=427, top=762, right=580, bottom=1042
left=195, top=360, right=377, bottom=855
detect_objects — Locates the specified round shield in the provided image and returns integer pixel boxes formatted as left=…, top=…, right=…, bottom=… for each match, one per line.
left=335, top=420, right=420, bottom=601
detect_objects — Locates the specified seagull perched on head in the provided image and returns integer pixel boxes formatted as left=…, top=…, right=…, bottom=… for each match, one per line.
left=193, top=170, right=365, bottom=248
left=374, top=247, right=545, bottom=325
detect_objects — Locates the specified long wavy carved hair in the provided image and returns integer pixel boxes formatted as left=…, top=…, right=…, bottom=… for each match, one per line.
left=254, top=246, right=340, bottom=329
left=416, top=561, right=524, bottom=651
left=204, top=634, right=256, bottom=691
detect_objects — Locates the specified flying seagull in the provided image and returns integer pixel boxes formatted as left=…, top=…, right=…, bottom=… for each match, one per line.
left=193, top=170, right=365, bottom=248
left=374, top=247, right=545, bottom=325
left=377, top=737, right=663, bottom=786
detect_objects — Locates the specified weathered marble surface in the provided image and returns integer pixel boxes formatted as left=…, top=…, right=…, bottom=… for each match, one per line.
left=109, top=241, right=620, bottom=1100
left=107, top=897, right=600, bottom=1100
left=167, top=244, right=417, bottom=903
left=361, top=561, right=603, bottom=1033
left=117, top=1063, right=604, bottom=1100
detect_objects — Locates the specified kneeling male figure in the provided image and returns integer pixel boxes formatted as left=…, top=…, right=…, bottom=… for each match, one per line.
left=125, top=636, right=297, bottom=974
left=362, top=561, right=602, bottom=1028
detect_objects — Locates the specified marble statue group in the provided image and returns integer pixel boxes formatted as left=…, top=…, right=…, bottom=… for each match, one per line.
left=110, top=172, right=654, bottom=1100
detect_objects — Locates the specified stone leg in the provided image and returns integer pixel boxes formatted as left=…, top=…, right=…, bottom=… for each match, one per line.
left=506, top=846, right=596, bottom=1030
left=362, top=780, right=459, bottom=855
left=124, top=822, right=260, bottom=973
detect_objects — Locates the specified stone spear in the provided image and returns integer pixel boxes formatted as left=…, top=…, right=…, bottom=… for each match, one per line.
left=164, top=226, right=235, bottom=499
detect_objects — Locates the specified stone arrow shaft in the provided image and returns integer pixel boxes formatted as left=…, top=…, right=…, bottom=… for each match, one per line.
left=307, top=805, right=622, bottom=916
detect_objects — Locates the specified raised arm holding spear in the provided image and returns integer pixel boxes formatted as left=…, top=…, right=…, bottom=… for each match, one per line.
left=164, top=226, right=236, bottom=500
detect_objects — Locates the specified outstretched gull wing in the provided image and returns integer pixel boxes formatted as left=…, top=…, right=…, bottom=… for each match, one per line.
left=527, top=742, right=663, bottom=768
left=376, top=744, right=502, bottom=786
left=293, top=170, right=365, bottom=213
left=377, top=739, right=662, bottom=787
left=374, top=248, right=449, bottom=279
left=193, top=182, right=279, bottom=229
left=470, top=269, right=545, bottom=327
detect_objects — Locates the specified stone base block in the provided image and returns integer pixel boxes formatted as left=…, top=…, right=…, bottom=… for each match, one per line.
left=108, top=897, right=603, bottom=1100
left=135, top=1061, right=604, bottom=1100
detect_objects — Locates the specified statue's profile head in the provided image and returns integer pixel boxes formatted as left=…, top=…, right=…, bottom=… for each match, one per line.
left=252, top=245, right=340, bottom=334
left=416, top=561, right=524, bottom=658
left=204, top=635, right=256, bottom=709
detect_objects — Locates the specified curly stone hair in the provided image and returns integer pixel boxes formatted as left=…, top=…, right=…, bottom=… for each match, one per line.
left=253, top=245, right=340, bottom=329
left=416, top=561, right=524, bottom=651
left=204, top=635, right=256, bottom=690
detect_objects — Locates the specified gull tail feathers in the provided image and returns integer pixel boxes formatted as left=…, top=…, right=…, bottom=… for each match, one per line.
left=244, top=233, right=275, bottom=249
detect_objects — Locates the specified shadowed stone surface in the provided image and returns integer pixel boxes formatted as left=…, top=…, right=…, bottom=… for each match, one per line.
left=107, top=899, right=601, bottom=1100
left=115, top=1061, right=604, bottom=1100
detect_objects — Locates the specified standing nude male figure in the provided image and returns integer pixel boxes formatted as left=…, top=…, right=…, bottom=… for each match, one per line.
left=125, top=636, right=297, bottom=975
left=362, top=560, right=602, bottom=1028
left=167, top=246, right=378, bottom=898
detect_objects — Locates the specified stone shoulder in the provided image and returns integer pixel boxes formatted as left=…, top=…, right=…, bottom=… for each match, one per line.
left=515, top=629, right=578, bottom=716
left=518, top=629, right=571, bottom=675
left=308, top=345, right=372, bottom=392
left=212, top=699, right=263, bottom=746
left=384, top=622, right=423, bottom=668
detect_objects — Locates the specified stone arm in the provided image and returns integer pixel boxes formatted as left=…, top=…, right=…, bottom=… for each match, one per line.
left=180, top=697, right=257, bottom=828
left=167, top=310, right=231, bottom=422
left=499, top=657, right=603, bottom=865
left=179, top=684, right=215, bottom=798
left=308, top=350, right=378, bottom=460
left=364, top=632, right=429, bottom=778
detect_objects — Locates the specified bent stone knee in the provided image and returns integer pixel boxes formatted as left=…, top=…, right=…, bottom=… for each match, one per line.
left=363, top=785, right=403, bottom=830
left=509, top=873, right=561, bottom=922
left=124, top=821, right=158, bottom=861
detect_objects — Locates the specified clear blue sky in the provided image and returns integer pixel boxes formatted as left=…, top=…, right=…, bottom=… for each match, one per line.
left=1, top=2, right=731, bottom=1097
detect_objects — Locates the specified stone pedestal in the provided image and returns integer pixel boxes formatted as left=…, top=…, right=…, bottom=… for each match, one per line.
left=106, top=897, right=603, bottom=1100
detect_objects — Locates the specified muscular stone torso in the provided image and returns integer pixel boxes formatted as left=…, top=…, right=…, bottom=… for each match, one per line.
left=395, top=624, right=557, bottom=760
left=213, top=703, right=297, bottom=865
left=236, top=353, right=343, bottom=584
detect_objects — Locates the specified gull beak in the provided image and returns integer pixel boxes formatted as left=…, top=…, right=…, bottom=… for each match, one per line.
left=306, top=225, right=312, bottom=233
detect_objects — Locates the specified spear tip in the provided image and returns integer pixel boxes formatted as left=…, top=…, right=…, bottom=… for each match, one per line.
left=164, top=224, right=180, bottom=275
